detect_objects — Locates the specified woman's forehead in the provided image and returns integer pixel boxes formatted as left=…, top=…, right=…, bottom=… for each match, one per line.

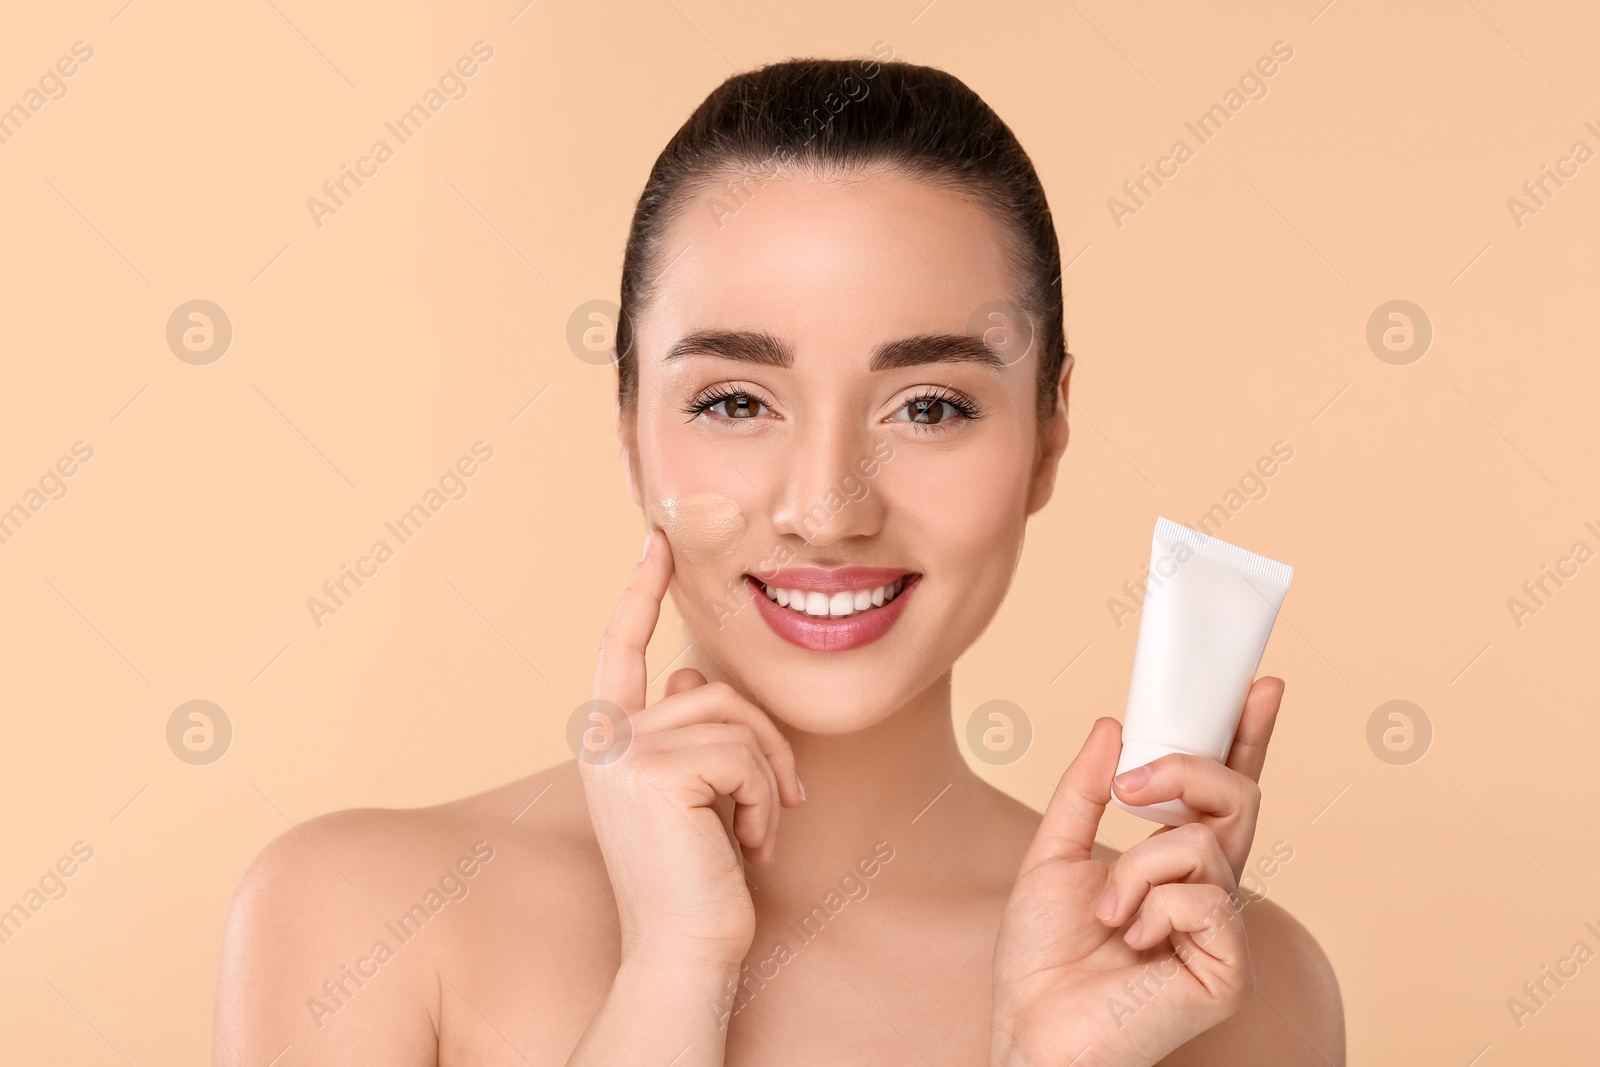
left=644, top=174, right=1021, bottom=349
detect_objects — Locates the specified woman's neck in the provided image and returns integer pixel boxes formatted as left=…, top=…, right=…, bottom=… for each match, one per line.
left=690, top=658, right=1003, bottom=908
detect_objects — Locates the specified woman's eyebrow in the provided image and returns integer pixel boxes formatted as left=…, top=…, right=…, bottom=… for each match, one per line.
left=870, top=334, right=1004, bottom=371
left=661, top=330, right=1005, bottom=370
left=663, top=330, right=792, bottom=367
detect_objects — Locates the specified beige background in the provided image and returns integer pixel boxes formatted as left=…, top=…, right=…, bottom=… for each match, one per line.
left=2, top=0, right=1597, bottom=1062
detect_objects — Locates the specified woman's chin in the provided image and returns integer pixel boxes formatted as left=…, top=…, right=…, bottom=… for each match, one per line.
left=685, top=657, right=940, bottom=735
left=752, top=696, right=906, bottom=735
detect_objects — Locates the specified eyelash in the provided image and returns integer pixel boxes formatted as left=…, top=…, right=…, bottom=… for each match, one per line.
left=679, top=384, right=985, bottom=433
left=898, top=386, right=984, bottom=430
left=680, top=384, right=767, bottom=422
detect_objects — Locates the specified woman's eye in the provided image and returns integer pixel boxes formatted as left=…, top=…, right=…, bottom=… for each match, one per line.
left=695, top=392, right=767, bottom=419
left=892, top=394, right=978, bottom=427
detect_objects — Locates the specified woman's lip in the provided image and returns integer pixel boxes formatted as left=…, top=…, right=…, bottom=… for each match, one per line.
left=746, top=565, right=918, bottom=594
left=746, top=573, right=919, bottom=653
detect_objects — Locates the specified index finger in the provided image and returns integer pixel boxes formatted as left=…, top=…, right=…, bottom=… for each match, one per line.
left=1019, top=716, right=1121, bottom=874
left=593, top=528, right=674, bottom=714
left=1223, top=676, right=1284, bottom=783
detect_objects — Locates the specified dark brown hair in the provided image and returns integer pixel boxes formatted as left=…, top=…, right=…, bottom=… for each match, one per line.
left=615, top=56, right=1067, bottom=424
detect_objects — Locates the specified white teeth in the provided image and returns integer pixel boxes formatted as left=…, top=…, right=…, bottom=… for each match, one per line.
left=756, top=577, right=910, bottom=618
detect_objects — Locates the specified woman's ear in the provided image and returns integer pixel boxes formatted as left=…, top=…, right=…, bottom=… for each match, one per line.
left=1026, top=351, right=1074, bottom=516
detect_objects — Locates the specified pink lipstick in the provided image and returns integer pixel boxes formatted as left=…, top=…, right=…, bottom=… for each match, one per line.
left=744, top=566, right=920, bottom=652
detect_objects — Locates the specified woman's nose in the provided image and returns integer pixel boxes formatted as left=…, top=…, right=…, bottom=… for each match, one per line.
left=769, top=425, right=889, bottom=547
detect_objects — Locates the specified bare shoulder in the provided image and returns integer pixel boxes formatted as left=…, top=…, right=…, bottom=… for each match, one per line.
left=1162, top=895, right=1345, bottom=1066
left=213, top=760, right=603, bottom=1066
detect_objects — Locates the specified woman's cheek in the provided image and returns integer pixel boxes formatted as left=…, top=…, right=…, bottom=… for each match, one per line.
left=898, top=435, right=1026, bottom=547
left=638, top=423, right=753, bottom=559
left=649, top=491, right=747, bottom=562
left=902, top=437, right=1031, bottom=635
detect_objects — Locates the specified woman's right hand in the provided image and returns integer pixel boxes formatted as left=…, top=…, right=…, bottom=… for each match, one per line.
left=580, top=527, right=806, bottom=975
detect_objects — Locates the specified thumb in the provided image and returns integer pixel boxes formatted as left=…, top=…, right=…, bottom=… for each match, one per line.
left=663, top=667, right=707, bottom=699
left=1019, top=717, right=1121, bottom=873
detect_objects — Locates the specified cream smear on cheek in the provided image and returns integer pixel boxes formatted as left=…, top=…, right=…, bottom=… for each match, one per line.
left=651, top=492, right=747, bottom=562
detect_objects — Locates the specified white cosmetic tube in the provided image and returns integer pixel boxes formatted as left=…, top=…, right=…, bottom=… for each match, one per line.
left=1114, top=516, right=1294, bottom=825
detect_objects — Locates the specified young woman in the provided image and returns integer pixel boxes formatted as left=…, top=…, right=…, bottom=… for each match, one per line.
left=214, top=58, right=1343, bottom=1066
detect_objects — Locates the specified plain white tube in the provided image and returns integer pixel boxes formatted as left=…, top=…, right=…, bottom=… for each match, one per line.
left=1114, top=516, right=1294, bottom=825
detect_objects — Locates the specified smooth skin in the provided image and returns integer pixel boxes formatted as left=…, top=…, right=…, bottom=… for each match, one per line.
left=213, top=170, right=1343, bottom=1065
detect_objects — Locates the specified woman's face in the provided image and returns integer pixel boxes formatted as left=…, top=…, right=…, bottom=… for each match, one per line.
left=619, top=169, right=1071, bottom=733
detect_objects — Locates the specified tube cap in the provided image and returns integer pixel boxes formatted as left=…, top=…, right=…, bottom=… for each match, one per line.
left=1112, top=739, right=1205, bottom=825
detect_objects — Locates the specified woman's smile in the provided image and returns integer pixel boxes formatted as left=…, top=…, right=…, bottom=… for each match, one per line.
left=744, top=566, right=920, bottom=652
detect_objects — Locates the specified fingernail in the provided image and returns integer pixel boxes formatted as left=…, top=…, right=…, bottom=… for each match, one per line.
left=640, top=529, right=654, bottom=561
left=796, top=775, right=807, bottom=801
left=1095, top=885, right=1118, bottom=921
left=1115, top=766, right=1151, bottom=792
left=1124, top=918, right=1145, bottom=943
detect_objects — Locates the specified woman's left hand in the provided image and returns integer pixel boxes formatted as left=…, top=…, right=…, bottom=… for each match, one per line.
left=989, top=678, right=1285, bottom=1067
